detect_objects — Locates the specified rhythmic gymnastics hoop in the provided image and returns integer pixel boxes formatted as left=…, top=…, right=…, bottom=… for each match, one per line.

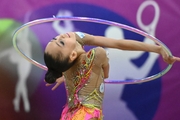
left=12, top=16, right=173, bottom=84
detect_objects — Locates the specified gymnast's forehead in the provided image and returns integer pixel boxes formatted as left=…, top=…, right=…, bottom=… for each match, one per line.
left=45, top=41, right=58, bottom=54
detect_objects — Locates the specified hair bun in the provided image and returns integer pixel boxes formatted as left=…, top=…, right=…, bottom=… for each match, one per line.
left=45, top=70, right=62, bottom=84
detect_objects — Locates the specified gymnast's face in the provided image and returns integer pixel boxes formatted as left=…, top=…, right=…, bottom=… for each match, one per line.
left=45, top=32, right=77, bottom=62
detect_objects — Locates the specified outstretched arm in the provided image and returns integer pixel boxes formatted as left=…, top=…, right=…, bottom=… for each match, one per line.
left=75, top=32, right=180, bottom=64
left=76, top=32, right=161, bottom=53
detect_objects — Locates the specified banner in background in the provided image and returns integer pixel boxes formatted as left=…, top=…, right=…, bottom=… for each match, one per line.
left=0, top=0, right=180, bottom=120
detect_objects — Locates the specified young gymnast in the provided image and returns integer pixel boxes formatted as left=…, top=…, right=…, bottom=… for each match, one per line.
left=44, top=32, right=179, bottom=120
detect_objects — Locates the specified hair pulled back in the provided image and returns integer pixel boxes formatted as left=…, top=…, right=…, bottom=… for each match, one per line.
left=44, top=52, right=75, bottom=84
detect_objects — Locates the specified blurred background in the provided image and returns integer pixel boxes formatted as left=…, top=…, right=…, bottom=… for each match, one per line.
left=0, top=0, right=180, bottom=120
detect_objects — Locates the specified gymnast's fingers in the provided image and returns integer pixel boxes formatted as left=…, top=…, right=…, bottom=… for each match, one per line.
left=45, top=83, right=52, bottom=86
left=174, top=56, right=180, bottom=62
left=51, top=77, right=64, bottom=91
left=44, top=80, right=53, bottom=86
left=166, top=56, right=180, bottom=64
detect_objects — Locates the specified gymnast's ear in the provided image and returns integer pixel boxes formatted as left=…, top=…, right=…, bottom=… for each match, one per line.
left=69, top=51, right=77, bottom=62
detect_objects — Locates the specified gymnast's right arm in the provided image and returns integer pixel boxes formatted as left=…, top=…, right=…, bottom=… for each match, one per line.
left=75, top=32, right=161, bottom=53
left=75, top=32, right=179, bottom=64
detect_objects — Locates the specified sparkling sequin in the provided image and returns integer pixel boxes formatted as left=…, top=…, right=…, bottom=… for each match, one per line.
left=99, top=83, right=104, bottom=93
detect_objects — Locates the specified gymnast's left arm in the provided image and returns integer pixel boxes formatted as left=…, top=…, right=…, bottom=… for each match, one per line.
left=45, top=76, right=64, bottom=91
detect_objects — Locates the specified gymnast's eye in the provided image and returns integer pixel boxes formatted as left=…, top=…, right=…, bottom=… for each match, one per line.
left=60, top=41, right=64, bottom=45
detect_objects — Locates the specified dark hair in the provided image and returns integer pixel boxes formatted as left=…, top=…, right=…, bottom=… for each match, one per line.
left=44, top=52, right=75, bottom=84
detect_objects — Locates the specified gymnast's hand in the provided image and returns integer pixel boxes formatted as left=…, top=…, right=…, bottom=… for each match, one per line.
left=45, top=76, right=64, bottom=91
left=159, top=46, right=180, bottom=64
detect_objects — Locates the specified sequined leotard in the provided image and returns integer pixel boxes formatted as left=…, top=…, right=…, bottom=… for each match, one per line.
left=61, top=46, right=107, bottom=120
